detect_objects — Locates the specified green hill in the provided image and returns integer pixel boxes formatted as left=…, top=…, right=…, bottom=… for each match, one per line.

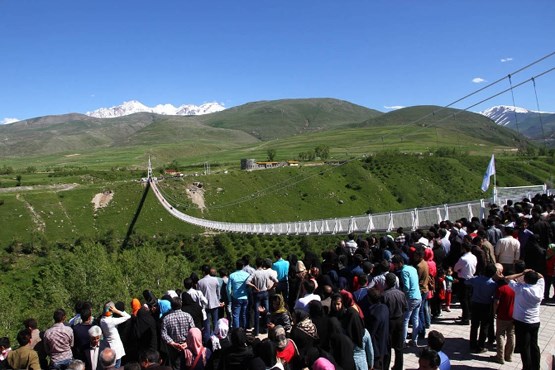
left=358, top=105, right=527, bottom=148
left=198, top=98, right=383, bottom=140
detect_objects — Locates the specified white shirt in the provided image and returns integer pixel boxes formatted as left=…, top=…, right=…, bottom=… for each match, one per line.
left=454, top=252, right=477, bottom=280
left=441, top=236, right=451, bottom=255
left=100, top=312, right=130, bottom=360
left=346, top=240, right=358, bottom=255
left=495, top=236, right=520, bottom=265
left=294, top=293, right=321, bottom=312
left=509, top=278, right=544, bottom=323
left=90, top=346, right=99, bottom=370
left=187, top=288, right=208, bottom=320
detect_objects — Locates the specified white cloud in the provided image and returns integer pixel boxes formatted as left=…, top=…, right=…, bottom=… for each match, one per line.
left=1, top=117, right=19, bottom=125
left=472, top=77, right=486, bottom=84
left=384, top=105, right=405, bottom=110
left=500, top=57, right=513, bottom=63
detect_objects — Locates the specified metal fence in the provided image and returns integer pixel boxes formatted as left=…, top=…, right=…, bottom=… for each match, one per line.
left=150, top=179, right=549, bottom=235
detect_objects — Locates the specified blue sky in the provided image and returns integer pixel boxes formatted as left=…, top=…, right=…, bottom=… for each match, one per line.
left=1, top=0, right=554, bottom=123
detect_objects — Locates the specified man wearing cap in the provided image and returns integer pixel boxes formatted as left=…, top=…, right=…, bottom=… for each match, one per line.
left=495, top=223, right=520, bottom=273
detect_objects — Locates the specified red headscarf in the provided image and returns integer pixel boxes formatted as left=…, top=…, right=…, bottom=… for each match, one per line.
left=340, top=290, right=364, bottom=320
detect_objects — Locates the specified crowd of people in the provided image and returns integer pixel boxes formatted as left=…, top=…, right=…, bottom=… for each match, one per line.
left=1, top=193, right=554, bottom=370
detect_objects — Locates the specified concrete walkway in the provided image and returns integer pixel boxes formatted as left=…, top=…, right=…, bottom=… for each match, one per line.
left=399, top=301, right=555, bottom=369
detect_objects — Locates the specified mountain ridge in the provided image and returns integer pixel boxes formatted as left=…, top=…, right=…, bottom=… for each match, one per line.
left=86, top=100, right=226, bottom=118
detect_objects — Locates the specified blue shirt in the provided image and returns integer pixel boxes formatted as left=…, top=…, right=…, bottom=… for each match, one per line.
left=272, top=258, right=290, bottom=282
left=227, top=270, right=250, bottom=300
left=400, top=265, right=420, bottom=300
left=439, top=350, right=451, bottom=370
left=466, top=276, right=497, bottom=304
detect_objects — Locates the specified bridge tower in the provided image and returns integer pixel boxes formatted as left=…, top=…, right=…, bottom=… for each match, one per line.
left=148, top=156, right=153, bottom=180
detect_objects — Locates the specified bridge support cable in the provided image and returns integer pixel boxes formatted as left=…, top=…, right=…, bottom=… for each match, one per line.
left=532, top=77, right=547, bottom=148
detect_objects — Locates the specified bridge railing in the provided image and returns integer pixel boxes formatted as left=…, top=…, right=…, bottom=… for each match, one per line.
left=150, top=179, right=548, bottom=235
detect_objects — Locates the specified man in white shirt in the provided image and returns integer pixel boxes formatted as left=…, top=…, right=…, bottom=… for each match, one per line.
left=504, top=269, right=544, bottom=370
left=345, top=233, right=358, bottom=256
left=495, top=224, right=520, bottom=273
left=294, top=280, right=321, bottom=312
left=454, top=243, right=477, bottom=325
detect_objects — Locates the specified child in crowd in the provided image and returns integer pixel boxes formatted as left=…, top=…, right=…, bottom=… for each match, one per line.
left=435, top=268, right=446, bottom=317
left=444, top=267, right=454, bottom=312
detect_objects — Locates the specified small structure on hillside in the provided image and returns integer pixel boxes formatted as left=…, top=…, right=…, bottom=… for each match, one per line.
left=164, top=169, right=184, bottom=177
left=240, top=158, right=298, bottom=171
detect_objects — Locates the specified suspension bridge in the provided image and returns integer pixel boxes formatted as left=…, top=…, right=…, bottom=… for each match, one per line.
left=147, top=159, right=548, bottom=235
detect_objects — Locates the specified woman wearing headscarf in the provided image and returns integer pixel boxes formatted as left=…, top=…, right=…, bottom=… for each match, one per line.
left=209, top=318, right=231, bottom=370
left=268, top=325, right=302, bottom=370
left=218, top=328, right=254, bottom=370
left=100, top=301, right=131, bottom=368
left=183, top=328, right=212, bottom=370
left=131, top=298, right=158, bottom=362
left=158, top=299, right=172, bottom=318
left=248, top=339, right=283, bottom=370
left=312, top=357, right=336, bottom=370
left=343, top=304, right=374, bottom=370
left=363, top=289, right=389, bottom=370
left=328, top=317, right=355, bottom=370
left=210, top=318, right=230, bottom=351
left=307, top=301, right=331, bottom=353
left=289, top=310, right=318, bottom=359
left=339, top=290, right=364, bottom=320
left=267, top=294, right=292, bottom=333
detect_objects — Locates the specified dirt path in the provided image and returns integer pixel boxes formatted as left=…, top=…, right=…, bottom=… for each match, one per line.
left=186, top=184, right=206, bottom=212
left=15, top=194, right=46, bottom=233
left=0, top=183, right=79, bottom=193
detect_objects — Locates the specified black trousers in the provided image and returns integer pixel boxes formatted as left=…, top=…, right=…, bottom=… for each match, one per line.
left=470, top=302, right=492, bottom=349
left=457, top=279, right=472, bottom=321
left=383, top=317, right=404, bottom=370
left=514, top=319, right=541, bottom=370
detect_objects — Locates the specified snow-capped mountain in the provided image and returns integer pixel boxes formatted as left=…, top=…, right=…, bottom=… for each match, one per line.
left=480, top=105, right=550, bottom=127
left=86, top=100, right=225, bottom=118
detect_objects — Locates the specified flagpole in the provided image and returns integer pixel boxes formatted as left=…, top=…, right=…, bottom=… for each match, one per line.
left=493, top=155, right=497, bottom=204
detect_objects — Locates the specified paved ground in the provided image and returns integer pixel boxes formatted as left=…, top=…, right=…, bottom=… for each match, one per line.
left=399, top=300, right=555, bottom=369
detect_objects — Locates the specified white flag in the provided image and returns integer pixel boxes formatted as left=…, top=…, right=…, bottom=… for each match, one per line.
left=481, top=154, right=495, bottom=192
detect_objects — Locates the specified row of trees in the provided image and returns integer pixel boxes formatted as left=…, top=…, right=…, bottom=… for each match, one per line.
left=266, top=145, right=331, bottom=161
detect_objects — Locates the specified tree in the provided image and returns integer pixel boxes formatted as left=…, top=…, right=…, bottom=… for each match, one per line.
left=15, top=175, right=22, bottom=186
left=267, top=149, right=276, bottom=161
left=315, top=145, right=330, bottom=160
